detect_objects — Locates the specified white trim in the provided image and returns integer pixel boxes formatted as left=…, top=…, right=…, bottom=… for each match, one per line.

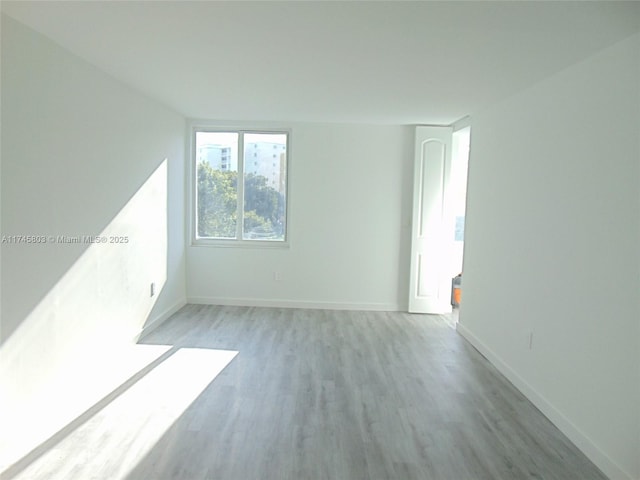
left=187, top=296, right=402, bottom=312
left=456, top=323, right=632, bottom=480
left=452, top=115, right=472, bottom=132
left=236, top=132, right=245, bottom=240
left=134, top=299, right=187, bottom=342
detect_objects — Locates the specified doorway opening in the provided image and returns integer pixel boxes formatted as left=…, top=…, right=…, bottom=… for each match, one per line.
left=450, top=125, right=470, bottom=316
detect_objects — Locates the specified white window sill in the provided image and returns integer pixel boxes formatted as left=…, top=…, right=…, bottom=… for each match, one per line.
left=191, top=239, right=290, bottom=249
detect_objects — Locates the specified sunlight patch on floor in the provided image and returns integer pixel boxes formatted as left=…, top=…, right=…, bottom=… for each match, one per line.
left=0, top=343, right=173, bottom=471
left=7, top=348, right=238, bottom=480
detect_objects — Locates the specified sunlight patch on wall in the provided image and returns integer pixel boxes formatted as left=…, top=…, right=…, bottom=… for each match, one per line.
left=0, top=160, right=168, bottom=469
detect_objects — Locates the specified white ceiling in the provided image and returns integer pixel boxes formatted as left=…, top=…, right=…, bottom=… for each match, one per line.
left=2, top=1, right=639, bottom=125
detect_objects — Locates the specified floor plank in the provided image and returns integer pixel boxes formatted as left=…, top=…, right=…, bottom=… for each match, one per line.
left=6, top=305, right=607, bottom=480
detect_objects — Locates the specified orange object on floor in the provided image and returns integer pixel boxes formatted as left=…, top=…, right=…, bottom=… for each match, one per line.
left=453, top=287, right=462, bottom=306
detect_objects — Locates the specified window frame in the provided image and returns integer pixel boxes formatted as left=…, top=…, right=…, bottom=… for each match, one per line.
left=189, top=124, right=291, bottom=248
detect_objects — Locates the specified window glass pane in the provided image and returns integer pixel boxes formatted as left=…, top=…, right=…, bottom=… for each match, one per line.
left=196, top=132, right=238, bottom=238
left=242, top=133, right=287, bottom=241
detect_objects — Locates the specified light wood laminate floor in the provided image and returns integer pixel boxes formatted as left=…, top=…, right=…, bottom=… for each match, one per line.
left=5, top=305, right=607, bottom=480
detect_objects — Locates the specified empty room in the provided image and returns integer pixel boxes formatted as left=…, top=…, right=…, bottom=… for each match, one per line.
left=1, top=2, right=639, bottom=479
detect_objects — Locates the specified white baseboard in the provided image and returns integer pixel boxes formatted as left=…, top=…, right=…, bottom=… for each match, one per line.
left=135, top=298, right=187, bottom=341
left=187, top=296, right=402, bottom=312
left=456, top=323, right=633, bottom=480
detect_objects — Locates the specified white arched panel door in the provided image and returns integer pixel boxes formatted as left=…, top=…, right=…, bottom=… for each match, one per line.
left=409, top=126, right=453, bottom=314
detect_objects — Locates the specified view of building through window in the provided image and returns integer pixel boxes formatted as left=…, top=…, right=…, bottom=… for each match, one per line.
left=195, top=131, right=287, bottom=241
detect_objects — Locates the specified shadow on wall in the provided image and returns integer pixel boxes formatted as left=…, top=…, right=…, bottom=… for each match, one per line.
left=0, top=159, right=169, bottom=469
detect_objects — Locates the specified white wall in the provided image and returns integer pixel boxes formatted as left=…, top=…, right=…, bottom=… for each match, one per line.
left=187, top=123, right=414, bottom=311
left=459, top=33, right=640, bottom=480
left=0, top=15, right=186, bottom=467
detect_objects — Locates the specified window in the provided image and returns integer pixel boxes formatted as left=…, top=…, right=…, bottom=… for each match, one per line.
left=193, top=129, right=289, bottom=244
